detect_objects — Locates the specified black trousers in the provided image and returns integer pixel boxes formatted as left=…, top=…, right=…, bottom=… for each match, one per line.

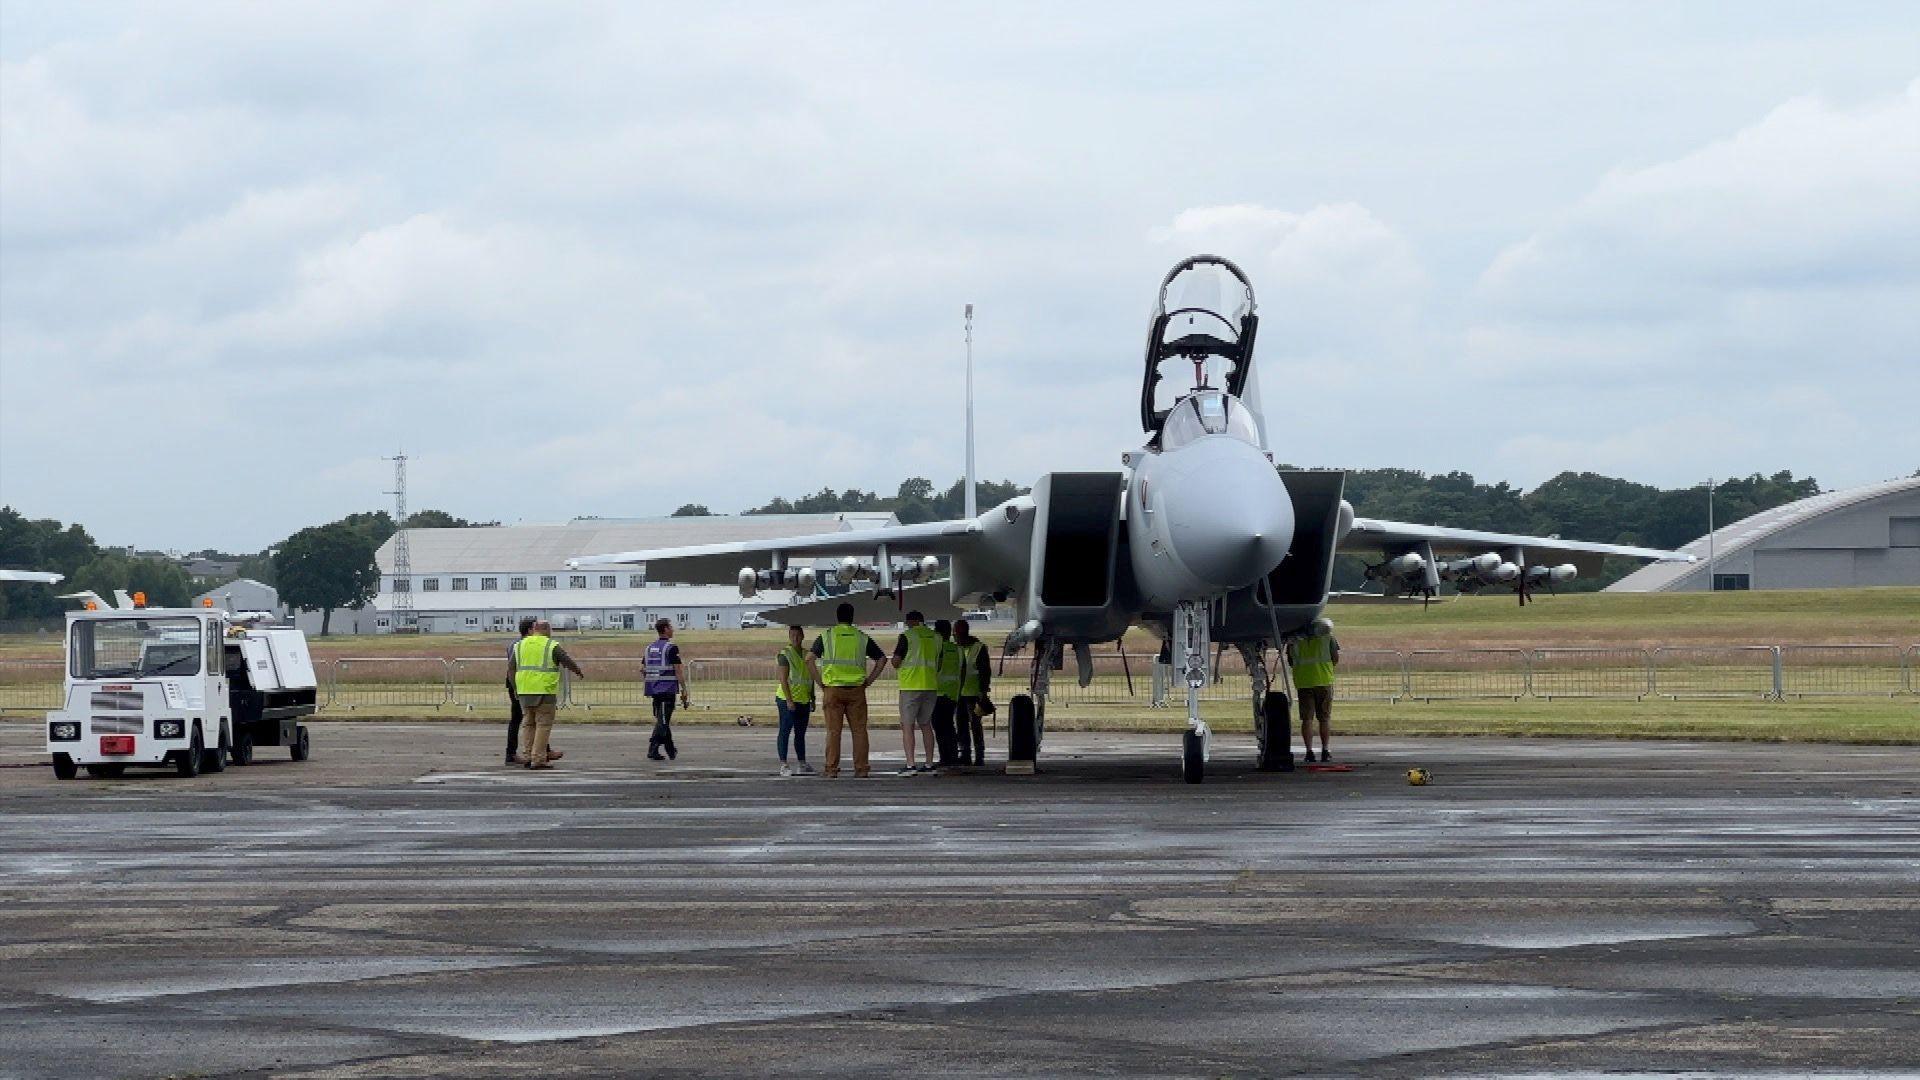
left=649, top=693, right=678, bottom=756
left=505, top=682, right=522, bottom=762
left=930, top=696, right=960, bottom=764
left=956, top=696, right=986, bottom=765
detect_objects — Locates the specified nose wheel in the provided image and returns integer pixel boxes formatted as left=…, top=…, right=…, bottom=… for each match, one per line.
left=1183, top=729, right=1206, bottom=784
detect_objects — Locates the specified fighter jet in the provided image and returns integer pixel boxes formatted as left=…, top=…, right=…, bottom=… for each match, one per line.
left=571, top=256, right=1691, bottom=782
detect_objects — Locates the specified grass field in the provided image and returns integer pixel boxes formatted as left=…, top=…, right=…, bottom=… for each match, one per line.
left=2, top=588, right=1914, bottom=743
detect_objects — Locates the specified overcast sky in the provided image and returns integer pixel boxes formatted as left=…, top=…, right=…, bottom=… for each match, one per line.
left=2, top=3, right=1916, bottom=552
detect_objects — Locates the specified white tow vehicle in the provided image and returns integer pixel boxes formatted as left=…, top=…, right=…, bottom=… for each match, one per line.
left=45, top=603, right=317, bottom=779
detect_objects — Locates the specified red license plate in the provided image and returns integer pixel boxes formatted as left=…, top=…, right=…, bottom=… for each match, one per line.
left=99, top=735, right=135, bottom=755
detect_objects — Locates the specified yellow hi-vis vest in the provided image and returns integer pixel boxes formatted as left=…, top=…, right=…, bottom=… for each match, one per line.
left=514, top=635, right=561, bottom=696
left=1291, top=635, right=1336, bottom=690
left=958, top=641, right=986, bottom=696
left=775, top=644, right=814, bottom=705
left=819, top=624, right=872, bottom=687
left=936, top=640, right=964, bottom=701
left=898, top=624, right=940, bottom=691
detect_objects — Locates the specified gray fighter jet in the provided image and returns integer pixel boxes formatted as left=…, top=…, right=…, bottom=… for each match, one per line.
left=571, top=256, right=1691, bottom=782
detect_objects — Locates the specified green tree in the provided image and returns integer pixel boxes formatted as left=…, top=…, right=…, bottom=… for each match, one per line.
left=275, top=523, right=378, bottom=635
left=69, top=553, right=192, bottom=608
left=0, top=507, right=101, bottom=620
left=672, top=504, right=714, bottom=517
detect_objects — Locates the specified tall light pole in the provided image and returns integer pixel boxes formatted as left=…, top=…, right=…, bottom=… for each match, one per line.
left=964, top=303, right=977, bottom=519
left=1705, top=476, right=1715, bottom=592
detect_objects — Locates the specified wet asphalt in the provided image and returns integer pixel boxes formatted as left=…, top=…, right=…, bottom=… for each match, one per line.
left=1, top=719, right=1918, bottom=1078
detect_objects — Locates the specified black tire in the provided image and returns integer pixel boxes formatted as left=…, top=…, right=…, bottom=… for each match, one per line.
left=84, top=763, right=125, bottom=778
left=1183, top=729, right=1205, bottom=784
left=1258, top=690, right=1293, bottom=772
left=290, top=725, right=310, bottom=762
left=1007, top=695, right=1037, bottom=763
left=52, top=754, right=77, bottom=780
left=205, top=728, right=229, bottom=773
left=230, top=727, right=254, bottom=766
left=176, top=729, right=203, bottom=778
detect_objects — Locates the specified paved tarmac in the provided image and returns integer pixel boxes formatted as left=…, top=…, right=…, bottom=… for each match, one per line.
left=2, top=718, right=1918, bottom=1078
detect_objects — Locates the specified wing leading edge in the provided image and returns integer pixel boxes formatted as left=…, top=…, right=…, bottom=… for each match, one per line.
left=1343, top=518, right=1693, bottom=565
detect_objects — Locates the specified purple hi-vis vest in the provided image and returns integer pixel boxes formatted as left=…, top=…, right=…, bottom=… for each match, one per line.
left=644, top=639, right=679, bottom=695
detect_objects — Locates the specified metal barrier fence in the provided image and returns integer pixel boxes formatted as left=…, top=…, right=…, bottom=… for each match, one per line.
left=0, top=659, right=65, bottom=714
left=0, top=644, right=1914, bottom=717
left=1650, top=645, right=1782, bottom=700
left=1779, top=644, right=1907, bottom=699
left=1530, top=648, right=1653, bottom=700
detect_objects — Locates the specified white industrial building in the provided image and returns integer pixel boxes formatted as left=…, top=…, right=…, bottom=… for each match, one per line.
left=1609, top=476, right=1920, bottom=592
left=356, top=513, right=899, bottom=634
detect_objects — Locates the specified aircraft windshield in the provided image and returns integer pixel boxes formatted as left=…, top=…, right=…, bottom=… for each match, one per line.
left=69, top=617, right=203, bottom=679
left=1159, top=391, right=1261, bottom=449
left=1157, top=262, right=1254, bottom=352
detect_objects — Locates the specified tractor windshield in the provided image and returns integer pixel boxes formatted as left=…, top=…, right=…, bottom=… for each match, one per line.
left=70, top=617, right=204, bottom=679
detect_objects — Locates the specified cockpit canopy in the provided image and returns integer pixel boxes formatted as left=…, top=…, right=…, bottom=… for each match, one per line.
left=1141, top=256, right=1259, bottom=433
left=1158, top=390, right=1262, bottom=450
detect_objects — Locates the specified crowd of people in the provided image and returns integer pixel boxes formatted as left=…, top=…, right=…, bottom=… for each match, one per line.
left=504, top=604, right=1337, bottom=774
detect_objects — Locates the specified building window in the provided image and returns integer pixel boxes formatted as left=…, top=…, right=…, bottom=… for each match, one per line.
left=510, top=577, right=528, bottom=591
left=676, top=612, right=689, bottom=629
left=540, top=575, right=558, bottom=590
left=491, top=615, right=507, bottom=626
left=570, top=575, right=587, bottom=589
left=465, top=616, right=480, bottom=627
left=422, top=578, right=439, bottom=592
left=393, top=578, right=411, bottom=593
left=629, top=574, right=644, bottom=588
left=480, top=577, right=499, bottom=591
left=1892, top=516, right=1920, bottom=548
left=450, top=577, right=469, bottom=591
left=600, top=575, right=616, bottom=589
left=706, top=612, right=721, bottom=629
left=1712, top=573, right=1750, bottom=591
left=376, top=617, right=390, bottom=628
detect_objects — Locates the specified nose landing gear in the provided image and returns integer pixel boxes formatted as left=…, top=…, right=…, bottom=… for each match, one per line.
left=1173, top=601, right=1211, bottom=783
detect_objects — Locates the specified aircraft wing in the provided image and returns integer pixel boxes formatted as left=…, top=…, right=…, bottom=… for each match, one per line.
left=566, top=519, right=984, bottom=585
left=1343, top=518, right=1693, bottom=575
left=0, top=570, right=63, bottom=584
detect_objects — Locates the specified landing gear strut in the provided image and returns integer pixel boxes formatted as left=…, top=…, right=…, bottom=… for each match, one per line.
left=1173, top=602, right=1209, bottom=783
left=1241, top=641, right=1293, bottom=772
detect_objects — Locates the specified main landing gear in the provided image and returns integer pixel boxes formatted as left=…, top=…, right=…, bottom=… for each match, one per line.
left=1173, top=601, right=1210, bottom=784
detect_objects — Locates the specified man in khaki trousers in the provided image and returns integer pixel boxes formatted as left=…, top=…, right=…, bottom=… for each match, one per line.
left=811, top=602, right=886, bottom=778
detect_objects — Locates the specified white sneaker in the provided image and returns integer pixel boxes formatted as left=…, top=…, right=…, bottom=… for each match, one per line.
left=895, top=767, right=917, bottom=776
left=795, top=761, right=816, bottom=775
left=779, top=764, right=792, bottom=777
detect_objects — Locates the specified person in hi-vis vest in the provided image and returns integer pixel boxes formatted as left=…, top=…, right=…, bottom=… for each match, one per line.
left=511, top=619, right=586, bottom=769
left=644, top=618, right=690, bottom=761
left=811, top=602, right=887, bottom=778
left=890, top=611, right=941, bottom=774
left=774, top=623, right=819, bottom=776
left=1286, top=617, right=1341, bottom=763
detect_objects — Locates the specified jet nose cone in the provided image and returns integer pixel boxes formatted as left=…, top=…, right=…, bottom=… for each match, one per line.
left=1158, top=438, right=1294, bottom=589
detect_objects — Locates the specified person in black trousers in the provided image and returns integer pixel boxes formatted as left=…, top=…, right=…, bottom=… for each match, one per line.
left=504, top=616, right=536, bottom=765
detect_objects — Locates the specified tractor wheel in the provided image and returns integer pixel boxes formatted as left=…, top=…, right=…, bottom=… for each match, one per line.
left=291, top=725, right=311, bottom=762
left=52, top=754, right=78, bottom=780
left=230, top=727, right=254, bottom=766
left=176, top=728, right=204, bottom=778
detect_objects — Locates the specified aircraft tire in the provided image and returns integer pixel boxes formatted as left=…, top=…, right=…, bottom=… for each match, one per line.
left=1258, top=690, right=1293, bottom=772
left=84, top=763, right=125, bottom=778
left=1007, top=695, right=1038, bottom=763
left=52, top=754, right=77, bottom=780
left=1183, top=730, right=1205, bottom=784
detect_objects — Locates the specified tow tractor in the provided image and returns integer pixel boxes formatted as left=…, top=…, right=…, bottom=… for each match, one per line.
left=45, top=595, right=317, bottom=779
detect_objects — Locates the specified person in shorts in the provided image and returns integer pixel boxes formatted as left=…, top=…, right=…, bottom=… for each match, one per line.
left=890, top=611, right=940, bottom=774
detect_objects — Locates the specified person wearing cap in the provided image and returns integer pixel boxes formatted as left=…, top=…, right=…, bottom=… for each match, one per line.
left=812, top=602, right=887, bottom=778
left=891, top=610, right=940, bottom=774
left=1287, top=617, right=1341, bottom=763
left=930, top=619, right=963, bottom=766
left=952, top=619, right=992, bottom=766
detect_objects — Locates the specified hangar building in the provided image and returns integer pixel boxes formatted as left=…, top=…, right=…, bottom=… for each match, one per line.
left=353, top=512, right=898, bottom=634
left=1608, top=476, right=1920, bottom=592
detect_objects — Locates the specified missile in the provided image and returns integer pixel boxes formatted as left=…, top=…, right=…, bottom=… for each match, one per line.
left=836, top=557, right=860, bottom=585
left=1386, top=552, right=1425, bottom=578
left=1525, top=563, right=1577, bottom=585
